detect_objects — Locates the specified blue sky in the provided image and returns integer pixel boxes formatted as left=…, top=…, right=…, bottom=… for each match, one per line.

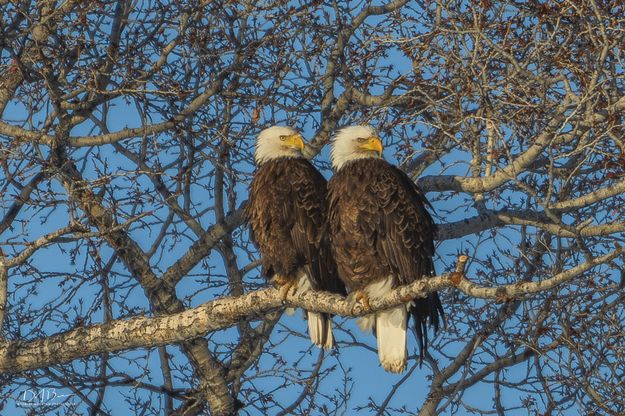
left=2, top=104, right=522, bottom=415
left=2, top=1, right=603, bottom=414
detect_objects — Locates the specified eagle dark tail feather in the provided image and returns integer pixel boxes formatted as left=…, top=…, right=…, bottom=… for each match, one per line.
left=410, top=291, right=444, bottom=363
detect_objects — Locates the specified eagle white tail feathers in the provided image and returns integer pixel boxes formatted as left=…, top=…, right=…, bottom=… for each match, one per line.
left=297, top=271, right=335, bottom=349
left=376, top=305, right=408, bottom=373
left=307, top=311, right=334, bottom=349
left=356, top=313, right=375, bottom=333
left=354, top=278, right=389, bottom=333
left=356, top=276, right=408, bottom=373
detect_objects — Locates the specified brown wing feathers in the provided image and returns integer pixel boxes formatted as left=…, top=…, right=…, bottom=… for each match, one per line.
left=248, top=155, right=440, bottom=358
left=246, top=158, right=344, bottom=296
left=328, top=158, right=443, bottom=359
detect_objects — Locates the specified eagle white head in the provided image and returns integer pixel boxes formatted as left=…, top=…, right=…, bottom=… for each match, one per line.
left=330, top=125, right=384, bottom=171
left=254, top=125, right=305, bottom=165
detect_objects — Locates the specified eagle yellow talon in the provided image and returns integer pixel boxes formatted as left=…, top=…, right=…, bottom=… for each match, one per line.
left=273, top=274, right=288, bottom=287
left=278, top=279, right=297, bottom=301
left=353, top=290, right=371, bottom=313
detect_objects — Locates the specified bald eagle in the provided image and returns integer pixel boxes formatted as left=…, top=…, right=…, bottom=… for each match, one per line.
left=327, top=125, right=443, bottom=372
left=246, top=126, right=346, bottom=349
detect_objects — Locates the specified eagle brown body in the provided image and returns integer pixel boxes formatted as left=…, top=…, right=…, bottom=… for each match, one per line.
left=247, top=158, right=341, bottom=292
left=328, top=157, right=443, bottom=368
left=246, top=155, right=345, bottom=348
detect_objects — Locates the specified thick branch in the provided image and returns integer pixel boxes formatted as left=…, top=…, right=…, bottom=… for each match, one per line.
left=2, top=248, right=621, bottom=374
left=53, top=155, right=235, bottom=415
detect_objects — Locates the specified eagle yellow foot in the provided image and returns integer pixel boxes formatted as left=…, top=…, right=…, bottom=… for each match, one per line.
left=278, top=279, right=297, bottom=301
left=272, top=274, right=288, bottom=287
left=353, top=290, right=371, bottom=313
left=272, top=275, right=297, bottom=301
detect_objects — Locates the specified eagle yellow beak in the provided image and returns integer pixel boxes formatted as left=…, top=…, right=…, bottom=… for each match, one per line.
left=284, top=134, right=305, bottom=151
left=359, top=136, right=383, bottom=155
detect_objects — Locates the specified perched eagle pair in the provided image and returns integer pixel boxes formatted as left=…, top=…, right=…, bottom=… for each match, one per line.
left=246, top=125, right=443, bottom=373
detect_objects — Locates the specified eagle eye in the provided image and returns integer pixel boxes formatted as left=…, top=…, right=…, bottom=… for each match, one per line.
left=356, top=137, right=366, bottom=142
left=279, top=135, right=288, bottom=141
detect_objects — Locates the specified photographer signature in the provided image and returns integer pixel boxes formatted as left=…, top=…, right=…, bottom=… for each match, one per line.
left=16, top=388, right=75, bottom=407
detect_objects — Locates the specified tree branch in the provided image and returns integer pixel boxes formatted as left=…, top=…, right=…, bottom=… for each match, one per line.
left=2, top=247, right=621, bottom=374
